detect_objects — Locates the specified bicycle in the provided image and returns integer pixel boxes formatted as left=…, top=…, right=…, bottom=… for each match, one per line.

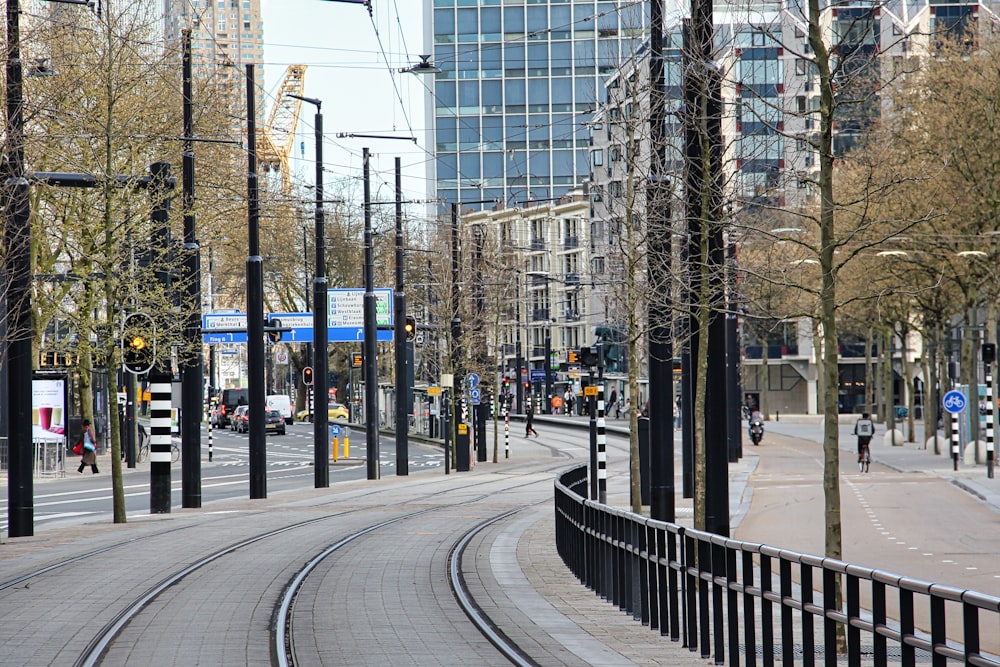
left=858, top=442, right=871, bottom=473
left=137, top=434, right=180, bottom=463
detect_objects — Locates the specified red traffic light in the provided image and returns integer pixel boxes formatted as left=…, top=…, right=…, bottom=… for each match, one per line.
left=302, top=367, right=314, bottom=385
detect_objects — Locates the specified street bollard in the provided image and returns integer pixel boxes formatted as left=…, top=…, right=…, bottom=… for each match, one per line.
left=332, top=437, right=339, bottom=462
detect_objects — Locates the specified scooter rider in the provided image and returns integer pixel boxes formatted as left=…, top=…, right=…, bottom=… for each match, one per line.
left=748, top=410, right=764, bottom=444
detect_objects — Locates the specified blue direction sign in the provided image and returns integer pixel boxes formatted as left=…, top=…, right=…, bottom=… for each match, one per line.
left=529, top=369, right=557, bottom=382
left=202, top=313, right=248, bottom=344
left=330, top=327, right=394, bottom=343
left=269, top=313, right=314, bottom=343
left=467, top=372, right=480, bottom=389
left=330, top=424, right=342, bottom=438
left=470, top=388, right=481, bottom=405
left=942, top=390, right=967, bottom=415
left=327, top=289, right=394, bottom=342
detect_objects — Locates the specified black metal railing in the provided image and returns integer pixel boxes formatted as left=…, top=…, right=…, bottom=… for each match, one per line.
left=554, top=465, right=1000, bottom=666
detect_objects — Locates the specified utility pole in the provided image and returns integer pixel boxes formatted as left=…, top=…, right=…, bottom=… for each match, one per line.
left=180, top=30, right=203, bottom=508
left=394, top=157, right=409, bottom=475
left=288, top=93, right=329, bottom=488
left=363, top=148, right=379, bottom=480
left=149, top=162, right=174, bottom=514
left=4, top=0, right=34, bottom=536
left=647, top=0, right=675, bottom=523
left=246, top=64, right=266, bottom=499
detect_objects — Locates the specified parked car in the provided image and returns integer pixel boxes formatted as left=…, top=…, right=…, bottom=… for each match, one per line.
left=264, top=410, right=286, bottom=436
left=231, top=405, right=249, bottom=432
left=217, top=388, right=249, bottom=428
left=295, top=402, right=349, bottom=423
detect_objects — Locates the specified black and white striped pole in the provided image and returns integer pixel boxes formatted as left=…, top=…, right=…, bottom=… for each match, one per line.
left=597, top=343, right=607, bottom=505
left=984, top=343, right=995, bottom=478
left=149, top=374, right=173, bottom=513
left=208, top=398, right=215, bottom=462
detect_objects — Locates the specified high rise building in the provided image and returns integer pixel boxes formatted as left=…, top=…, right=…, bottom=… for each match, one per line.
left=425, top=0, right=650, bottom=207
left=162, top=0, right=266, bottom=125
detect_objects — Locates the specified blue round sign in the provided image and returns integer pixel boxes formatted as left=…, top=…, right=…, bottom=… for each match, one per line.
left=942, top=390, right=967, bottom=415
left=330, top=424, right=343, bottom=437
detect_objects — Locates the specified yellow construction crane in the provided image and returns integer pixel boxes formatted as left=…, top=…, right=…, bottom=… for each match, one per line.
left=258, top=64, right=307, bottom=192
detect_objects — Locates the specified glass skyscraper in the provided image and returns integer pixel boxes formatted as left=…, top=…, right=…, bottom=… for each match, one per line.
left=426, top=0, right=650, bottom=207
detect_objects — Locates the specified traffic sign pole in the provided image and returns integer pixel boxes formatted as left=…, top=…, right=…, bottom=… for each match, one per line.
left=943, top=388, right=966, bottom=471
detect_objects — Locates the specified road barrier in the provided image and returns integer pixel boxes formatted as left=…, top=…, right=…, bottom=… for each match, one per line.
left=554, top=464, right=1000, bottom=665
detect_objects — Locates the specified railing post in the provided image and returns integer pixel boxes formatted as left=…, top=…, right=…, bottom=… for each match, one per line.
left=781, top=558, right=794, bottom=665
left=823, top=568, right=837, bottom=667
left=872, top=578, right=886, bottom=667
left=742, top=551, right=757, bottom=667
left=762, top=554, right=775, bottom=667
left=899, top=587, right=915, bottom=667
left=726, top=544, right=739, bottom=667
left=846, top=572, right=861, bottom=667
left=801, top=564, right=815, bottom=667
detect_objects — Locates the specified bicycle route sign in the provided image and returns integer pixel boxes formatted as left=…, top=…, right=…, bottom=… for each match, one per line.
left=942, top=390, right=967, bottom=415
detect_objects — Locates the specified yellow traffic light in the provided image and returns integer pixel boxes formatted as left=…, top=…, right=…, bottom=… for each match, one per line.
left=129, top=335, right=147, bottom=351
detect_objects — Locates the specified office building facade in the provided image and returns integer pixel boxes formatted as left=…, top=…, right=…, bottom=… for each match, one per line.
left=425, top=0, right=650, bottom=207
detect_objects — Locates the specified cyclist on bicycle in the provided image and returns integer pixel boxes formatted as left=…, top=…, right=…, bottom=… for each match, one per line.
left=854, top=413, right=874, bottom=471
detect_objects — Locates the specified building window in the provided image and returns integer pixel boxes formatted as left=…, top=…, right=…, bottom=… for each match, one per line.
left=795, top=58, right=809, bottom=75
left=590, top=149, right=603, bottom=167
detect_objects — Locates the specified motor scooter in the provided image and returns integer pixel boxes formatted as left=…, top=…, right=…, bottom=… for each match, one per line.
left=749, top=419, right=764, bottom=446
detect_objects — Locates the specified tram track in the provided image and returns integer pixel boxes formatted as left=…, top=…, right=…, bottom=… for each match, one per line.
left=2, top=423, right=610, bottom=665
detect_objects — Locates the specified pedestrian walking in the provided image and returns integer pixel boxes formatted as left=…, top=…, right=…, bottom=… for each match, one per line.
left=525, top=403, right=538, bottom=438
left=564, top=389, right=574, bottom=417
left=608, top=389, right=618, bottom=418
left=77, top=419, right=99, bottom=474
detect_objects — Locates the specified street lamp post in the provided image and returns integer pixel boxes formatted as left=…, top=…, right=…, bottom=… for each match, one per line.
left=363, top=148, right=379, bottom=480
left=288, top=93, right=329, bottom=488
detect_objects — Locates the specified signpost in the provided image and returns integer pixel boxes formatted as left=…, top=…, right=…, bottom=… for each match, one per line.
left=943, top=389, right=966, bottom=471
left=203, top=313, right=248, bottom=344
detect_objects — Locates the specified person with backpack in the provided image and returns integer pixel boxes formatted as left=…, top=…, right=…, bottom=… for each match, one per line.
left=854, top=413, right=875, bottom=472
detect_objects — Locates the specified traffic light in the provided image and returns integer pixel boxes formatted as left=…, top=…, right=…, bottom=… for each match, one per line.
left=302, top=366, right=314, bottom=386
left=122, top=312, right=155, bottom=374
left=579, top=345, right=599, bottom=367
left=568, top=350, right=579, bottom=364
left=267, top=318, right=282, bottom=343
left=404, top=316, right=416, bottom=341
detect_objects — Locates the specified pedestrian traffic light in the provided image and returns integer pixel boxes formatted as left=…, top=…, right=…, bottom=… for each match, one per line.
left=303, top=366, right=314, bottom=386
left=579, top=345, right=599, bottom=367
left=404, top=316, right=416, bottom=341
left=122, top=312, right=155, bottom=374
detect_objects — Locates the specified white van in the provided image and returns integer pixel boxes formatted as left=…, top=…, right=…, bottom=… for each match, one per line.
left=266, top=395, right=294, bottom=424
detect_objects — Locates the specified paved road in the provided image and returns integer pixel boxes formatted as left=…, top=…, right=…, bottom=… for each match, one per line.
left=1, top=418, right=715, bottom=667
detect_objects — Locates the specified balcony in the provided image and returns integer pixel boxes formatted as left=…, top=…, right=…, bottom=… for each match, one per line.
left=563, top=236, right=579, bottom=249
left=532, top=308, right=550, bottom=322
left=530, top=237, right=545, bottom=251
left=564, top=309, right=582, bottom=322
left=530, top=273, right=548, bottom=287
left=564, top=272, right=580, bottom=285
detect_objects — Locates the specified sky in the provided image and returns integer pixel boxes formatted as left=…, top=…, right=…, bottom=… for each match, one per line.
left=259, top=0, right=430, bottom=207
